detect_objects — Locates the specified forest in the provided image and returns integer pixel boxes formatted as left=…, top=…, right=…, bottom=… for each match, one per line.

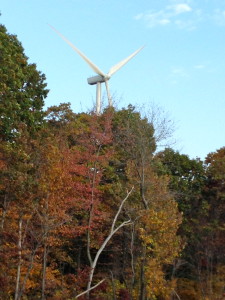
left=0, top=24, right=225, bottom=300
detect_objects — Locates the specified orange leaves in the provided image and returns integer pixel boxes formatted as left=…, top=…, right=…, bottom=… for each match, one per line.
left=0, top=105, right=184, bottom=298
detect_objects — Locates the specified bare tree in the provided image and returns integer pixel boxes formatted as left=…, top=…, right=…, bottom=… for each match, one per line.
left=76, top=187, right=134, bottom=299
left=137, top=102, right=176, bottom=149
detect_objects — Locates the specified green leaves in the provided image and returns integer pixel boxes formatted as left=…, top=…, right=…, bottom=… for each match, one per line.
left=0, top=24, right=48, bottom=141
left=2, top=21, right=224, bottom=299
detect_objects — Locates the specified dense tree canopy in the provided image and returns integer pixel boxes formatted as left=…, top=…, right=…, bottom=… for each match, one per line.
left=1, top=24, right=224, bottom=300
left=156, top=148, right=225, bottom=300
left=0, top=24, right=48, bottom=141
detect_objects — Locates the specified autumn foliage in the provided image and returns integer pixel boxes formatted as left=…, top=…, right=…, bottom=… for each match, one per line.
left=1, top=24, right=224, bottom=300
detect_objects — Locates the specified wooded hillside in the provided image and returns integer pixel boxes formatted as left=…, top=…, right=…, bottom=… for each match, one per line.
left=1, top=24, right=224, bottom=300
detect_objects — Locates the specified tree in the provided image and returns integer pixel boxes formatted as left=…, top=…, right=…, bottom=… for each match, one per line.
left=103, top=108, right=182, bottom=299
left=0, top=28, right=184, bottom=298
left=199, top=147, right=225, bottom=299
left=155, top=148, right=225, bottom=300
left=0, top=23, right=49, bottom=299
left=0, top=24, right=48, bottom=141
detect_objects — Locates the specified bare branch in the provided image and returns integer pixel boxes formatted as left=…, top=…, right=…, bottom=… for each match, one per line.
left=86, top=187, right=134, bottom=298
left=111, top=186, right=134, bottom=233
left=172, top=289, right=181, bottom=300
left=75, top=279, right=106, bottom=299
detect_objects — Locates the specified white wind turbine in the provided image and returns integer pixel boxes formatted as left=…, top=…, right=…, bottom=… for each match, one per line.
left=49, top=25, right=144, bottom=114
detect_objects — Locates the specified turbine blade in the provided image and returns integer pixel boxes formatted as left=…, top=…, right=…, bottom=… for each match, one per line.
left=49, top=24, right=106, bottom=77
left=108, top=46, right=145, bottom=77
left=105, top=80, right=112, bottom=107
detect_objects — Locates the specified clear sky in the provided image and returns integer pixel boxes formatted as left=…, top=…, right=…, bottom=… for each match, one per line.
left=1, top=0, right=225, bottom=160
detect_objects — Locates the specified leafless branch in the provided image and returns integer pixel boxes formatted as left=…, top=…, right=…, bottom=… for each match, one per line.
left=86, top=187, right=134, bottom=298
left=75, top=279, right=106, bottom=299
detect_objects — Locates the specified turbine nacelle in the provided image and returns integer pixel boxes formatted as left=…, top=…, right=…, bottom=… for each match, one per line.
left=87, top=75, right=108, bottom=85
left=49, top=25, right=144, bottom=114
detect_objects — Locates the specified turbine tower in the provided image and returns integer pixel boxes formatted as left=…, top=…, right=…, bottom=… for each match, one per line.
left=49, top=25, right=144, bottom=114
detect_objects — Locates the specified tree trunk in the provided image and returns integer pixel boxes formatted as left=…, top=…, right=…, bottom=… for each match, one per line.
left=41, top=195, right=49, bottom=300
left=110, top=271, right=116, bottom=300
left=17, top=246, right=39, bottom=300
left=139, top=246, right=146, bottom=300
left=41, top=239, right=48, bottom=300
left=14, top=218, right=22, bottom=300
left=0, top=196, right=8, bottom=231
left=130, top=223, right=136, bottom=299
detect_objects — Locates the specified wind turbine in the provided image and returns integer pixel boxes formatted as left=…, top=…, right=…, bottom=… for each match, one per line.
left=49, top=25, right=144, bottom=114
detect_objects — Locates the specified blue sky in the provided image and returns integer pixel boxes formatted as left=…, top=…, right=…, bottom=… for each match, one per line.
left=1, top=0, right=225, bottom=160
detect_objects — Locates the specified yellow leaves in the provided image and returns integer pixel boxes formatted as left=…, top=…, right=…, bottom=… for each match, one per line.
left=124, top=154, right=183, bottom=298
left=139, top=207, right=181, bottom=258
left=145, top=259, right=174, bottom=300
left=133, top=174, right=183, bottom=299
